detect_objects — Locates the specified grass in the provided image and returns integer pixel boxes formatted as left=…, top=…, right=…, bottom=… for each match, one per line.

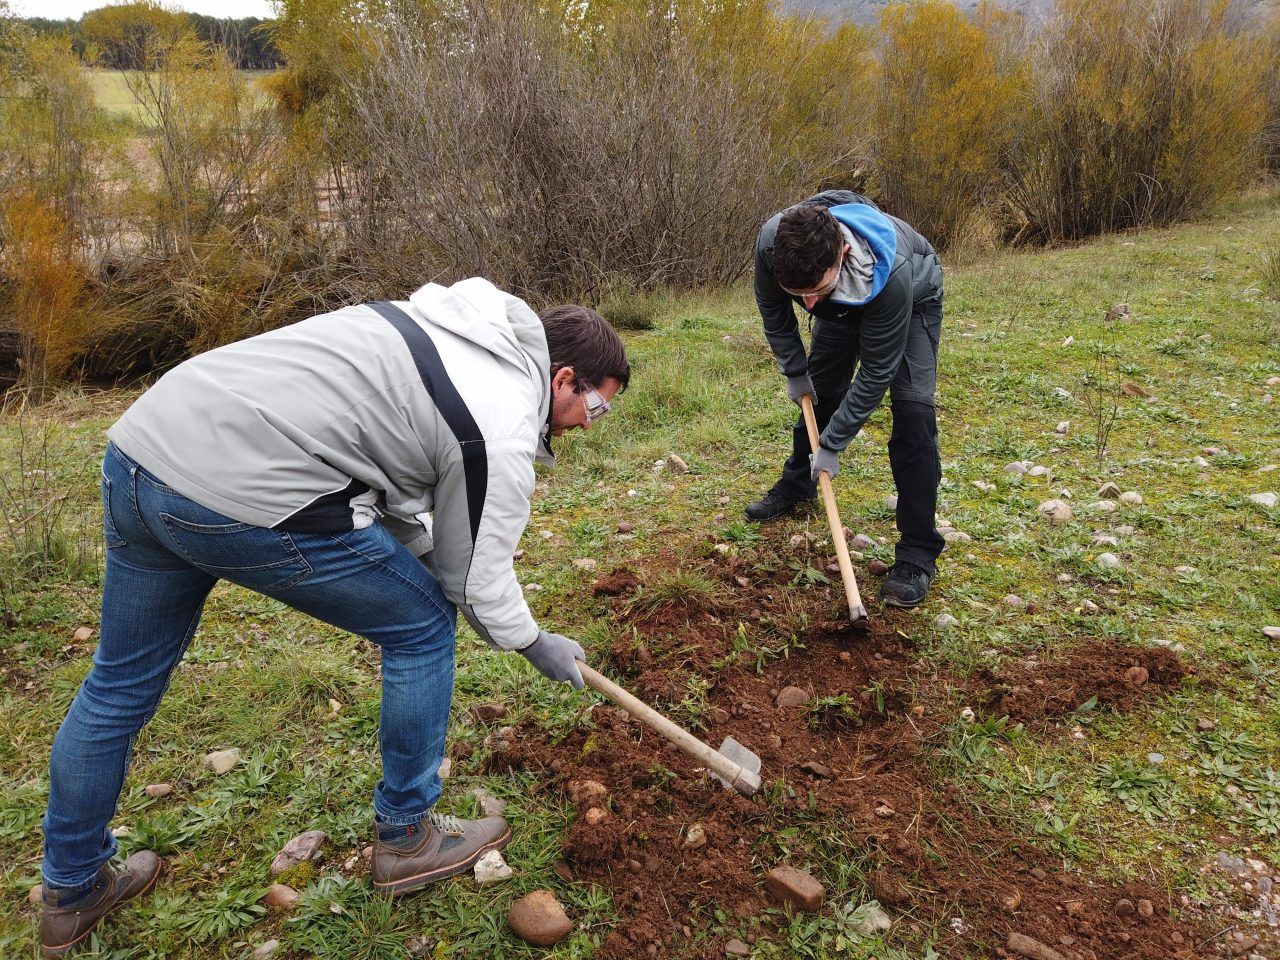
left=1, top=190, right=1279, bottom=956
left=86, top=68, right=274, bottom=129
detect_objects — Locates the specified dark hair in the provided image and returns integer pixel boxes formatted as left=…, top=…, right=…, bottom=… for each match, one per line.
left=772, top=204, right=843, bottom=291
left=539, top=304, right=631, bottom=393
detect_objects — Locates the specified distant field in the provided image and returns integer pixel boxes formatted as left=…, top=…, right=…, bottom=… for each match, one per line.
left=86, top=68, right=275, bottom=127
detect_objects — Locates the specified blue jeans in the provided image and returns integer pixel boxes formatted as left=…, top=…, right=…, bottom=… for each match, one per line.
left=42, top=443, right=457, bottom=891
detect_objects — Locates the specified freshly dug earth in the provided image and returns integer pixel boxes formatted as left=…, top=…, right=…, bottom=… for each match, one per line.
left=487, top=553, right=1210, bottom=960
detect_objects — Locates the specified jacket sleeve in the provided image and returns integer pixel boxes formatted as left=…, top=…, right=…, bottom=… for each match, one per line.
left=820, top=266, right=913, bottom=452
left=755, top=226, right=809, bottom=378
left=428, top=437, right=539, bottom=652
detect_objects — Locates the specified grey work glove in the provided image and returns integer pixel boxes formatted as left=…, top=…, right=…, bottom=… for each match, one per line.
left=518, top=630, right=585, bottom=689
left=786, top=373, right=817, bottom=405
left=809, top=445, right=840, bottom=482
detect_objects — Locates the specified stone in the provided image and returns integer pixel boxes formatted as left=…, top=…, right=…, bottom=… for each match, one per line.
left=204, top=748, right=242, bottom=775
left=1192, top=455, right=1210, bottom=467
left=1174, top=565, right=1196, bottom=574
left=764, top=865, right=824, bottom=912
left=800, top=761, right=832, bottom=778
left=1005, top=460, right=1031, bottom=474
left=583, top=807, right=609, bottom=826
left=144, top=783, right=173, bottom=798
left=567, top=779, right=608, bottom=805
left=1248, top=492, right=1278, bottom=509
left=935, top=613, right=959, bottom=630
left=438, top=757, right=452, bottom=780
left=1096, top=552, right=1121, bottom=569
left=1138, top=898, right=1154, bottom=918
left=474, top=849, right=514, bottom=886
left=1123, top=666, right=1149, bottom=686
left=1263, top=627, right=1280, bottom=640
left=471, top=788, right=507, bottom=818
left=572, top=558, right=598, bottom=572
left=508, top=890, right=573, bottom=946
left=1106, top=302, right=1131, bottom=322
left=1115, top=525, right=1136, bottom=536
left=616, top=521, right=634, bottom=534
left=73, top=625, right=94, bottom=642
left=1028, top=465, right=1050, bottom=477
left=1053, top=387, right=1074, bottom=400
left=263, top=884, right=300, bottom=910
left=883, top=495, right=898, bottom=509
left=850, top=533, right=875, bottom=550
left=1091, top=534, right=1119, bottom=547
left=271, top=830, right=327, bottom=875
left=853, top=903, right=894, bottom=936
left=1056, top=421, right=1070, bottom=434
left=665, top=454, right=689, bottom=475
left=1003, top=594, right=1027, bottom=610
left=28, top=883, right=42, bottom=905
left=683, top=823, right=707, bottom=849
left=775, top=686, right=808, bottom=709
left=1119, top=491, right=1143, bottom=506
left=943, top=529, right=973, bottom=543
left=1114, top=898, right=1135, bottom=917
left=253, top=940, right=280, bottom=959
left=1061, top=336, right=1074, bottom=347
left=471, top=703, right=507, bottom=723
left=868, top=559, right=890, bottom=576
left=973, top=480, right=996, bottom=492
left=875, top=800, right=896, bottom=819
left=1007, top=932, right=1068, bottom=960
left=1197, top=718, right=1217, bottom=731
left=1090, top=500, right=1118, bottom=513
left=725, top=939, right=751, bottom=957
left=1056, top=573, right=1073, bottom=584
left=1038, top=499, right=1072, bottom=523
left=1121, top=381, right=1150, bottom=397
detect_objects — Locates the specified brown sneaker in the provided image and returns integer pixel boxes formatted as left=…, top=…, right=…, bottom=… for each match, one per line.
left=40, top=851, right=162, bottom=957
left=371, top=811, right=511, bottom=896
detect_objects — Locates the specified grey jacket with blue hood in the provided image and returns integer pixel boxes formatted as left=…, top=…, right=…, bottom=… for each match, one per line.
left=108, top=278, right=554, bottom=652
left=755, top=190, right=943, bottom=452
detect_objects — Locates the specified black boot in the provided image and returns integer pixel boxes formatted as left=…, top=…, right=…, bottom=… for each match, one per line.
left=744, top=488, right=813, bottom=522
left=880, top=562, right=934, bottom=608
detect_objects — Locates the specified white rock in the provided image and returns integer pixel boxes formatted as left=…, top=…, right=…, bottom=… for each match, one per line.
left=1061, top=336, right=1075, bottom=348
left=960, top=706, right=976, bottom=724
left=665, top=453, right=689, bottom=475
left=943, top=530, right=972, bottom=543
left=1096, top=552, right=1121, bottom=569
left=1267, top=377, right=1280, bottom=386
left=1263, top=627, right=1280, bottom=640
left=1082, top=599, right=1100, bottom=612
left=1174, top=565, right=1196, bottom=574
left=438, top=757, right=452, bottom=780
left=1056, top=573, right=1074, bottom=583
left=471, top=787, right=508, bottom=818
left=1114, top=525, right=1136, bottom=536
left=682, top=823, right=707, bottom=849
left=883, top=495, right=898, bottom=509
left=1055, top=421, right=1070, bottom=435
left=789, top=534, right=807, bottom=547
left=972, top=480, right=996, bottom=492
left=935, top=614, right=959, bottom=630
left=474, top=849, right=515, bottom=886
left=1053, top=387, right=1074, bottom=400
left=850, top=533, right=875, bottom=550
left=204, top=748, right=242, bottom=775
left=572, top=557, right=598, bottom=572
left=853, top=903, right=894, bottom=936
left=1090, top=500, right=1118, bottom=513
left=1097, top=481, right=1121, bottom=499
left=1091, top=534, right=1119, bottom=547
left=1004, top=460, right=1031, bottom=474
left=1028, top=465, right=1050, bottom=477
left=1248, top=492, right=1278, bottom=509
left=1003, top=594, right=1027, bottom=609
left=1192, top=456, right=1210, bottom=468
left=1119, top=491, right=1143, bottom=506
left=144, top=783, right=173, bottom=798
left=253, top=940, right=280, bottom=959
left=1038, top=499, right=1073, bottom=523
left=1203, top=447, right=1222, bottom=456
left=539, top=529, right=554, bottom=539
left=713, top=543, right=731, bottom=554
left=1259, top=464, right=1277, bottom=473
left=111, top=825, right=132, bottom=838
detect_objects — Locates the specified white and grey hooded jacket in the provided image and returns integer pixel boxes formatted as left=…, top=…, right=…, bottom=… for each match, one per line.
left=108, top=278, right=553, bottom=652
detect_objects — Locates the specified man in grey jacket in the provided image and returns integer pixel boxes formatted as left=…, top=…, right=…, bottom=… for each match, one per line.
left=38, top=278, right=629, bottom=957
left=745, top=190, right=944, bottom=609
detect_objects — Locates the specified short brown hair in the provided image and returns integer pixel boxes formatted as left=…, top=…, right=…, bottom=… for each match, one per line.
left=539, top=304, right=631, bottom=392
left=773, top=204, right=843, bottom=290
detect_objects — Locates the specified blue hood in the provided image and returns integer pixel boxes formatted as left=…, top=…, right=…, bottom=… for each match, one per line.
left=829, top=203, right=897, bottom=305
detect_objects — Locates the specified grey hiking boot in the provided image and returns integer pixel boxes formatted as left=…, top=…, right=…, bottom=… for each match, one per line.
left=40, top=851, right=162, bottom=958
left=371, top=810, right=511, bottom=896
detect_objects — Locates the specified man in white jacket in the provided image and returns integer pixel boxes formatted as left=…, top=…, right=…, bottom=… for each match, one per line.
left=38, top=279, right=629, bottom=957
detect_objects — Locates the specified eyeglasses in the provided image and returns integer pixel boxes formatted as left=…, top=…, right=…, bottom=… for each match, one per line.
left=780, top=247, right=846, bottom=299
left=582, top=384, right=611, bottom=423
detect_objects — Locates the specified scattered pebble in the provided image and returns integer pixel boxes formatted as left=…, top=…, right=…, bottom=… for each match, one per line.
left=204, top=748, right=242, bottom=775
left=1097, top=481, right=1121, bottom=499
left=1119, top=491, right=1143, bottom=506
left=725, top=939, right=751, bottom=957
left=868, top=559, right=890, bottom=576
left=973, top=480, right=996, bottom=492
left=883, top=495, right=898, bottom=509
left=1055, top=421, right=1070, bottom=435
left=800, top=761, right=833, bottom=778
left=683, top=823, right=707, bottom=849
left=943, top=530, right=973, bottom=543
left=853, top=903, right=893, bottom=935
left=1038, top=499, right=1073, bottom=523
left=144, top=783, right=173, bottom=798
left=263, top=884, right=300, bottom=911
left=471, top=787, right=508, bottom=818
left=1114, top=525, right=1136, bottom=536
left=1192, top=456, right=1210, bottom=467
left=850, top=533, right=875, bottom=550
left=252, top=940, right=280, bottom=959
left=438, top=757, right=452, bottom=780
left=583, top=807, right=609, bottom=826
left=1174, top=565, right=1196, bottom=574
left=271, top=830, right=327, bottom=875
left=1123, top=666, right=1148, bottom=686
left=1262, top=627, right=1280, bottom=641
left=1091, top=534, right=1119, bottom=547
left=1056, top=573, right=1073, bottom=584
left=28, top=884, right=42, bottom=906
left=775, top=686, right=809, bottom=709
left=508, top=890, right=573, bottom=946
left=935, top=613, right=959, bottom=629
left=665, top=454, right=689, bottom=475
left=72, top=626, right=94, bottom=642
left=1007, top=931, right=1068, bottom=960
left=1005, top=460, right=1033, bottom=474
left=1197, top=718, right=1217, bottom=731
left=1003, top=594, right=1027, bottom=610
left=474, top=849, right=514, bottom=886
left=1248, top=492, right=1278, bottom=509
left=1061, top=336, right=1075, bottom=347
left=1090, top=500, right=1118, bottom=513
left=572, top=558, right=597, bottom=572
left=764, top=865, right=825, bottom=912
left=1096, top=552, right=1121, bottom=569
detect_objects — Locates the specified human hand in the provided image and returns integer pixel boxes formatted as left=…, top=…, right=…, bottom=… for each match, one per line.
left=786, top=374, right=817, bottom=405
left=809, top=445, right=840, bottom=481
left=518, top=631, right=585, bottom=689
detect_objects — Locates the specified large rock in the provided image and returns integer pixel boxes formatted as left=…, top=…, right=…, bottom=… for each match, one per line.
left=270, top=830, right=326, bottom=876
left=508, top=890, right=573, bottom=946
left=764, top=865, right=824, bottom=912
left=204, top=748, right=242, bottom=774
left=1096, top=552, right=1121, bottom=570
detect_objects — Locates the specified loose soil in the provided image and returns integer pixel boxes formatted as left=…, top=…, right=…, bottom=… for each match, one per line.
left=487, top=551, right=1212, bottom=960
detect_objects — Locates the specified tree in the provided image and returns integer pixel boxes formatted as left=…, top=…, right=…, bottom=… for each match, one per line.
left=81, top=1, right=190, bottom=70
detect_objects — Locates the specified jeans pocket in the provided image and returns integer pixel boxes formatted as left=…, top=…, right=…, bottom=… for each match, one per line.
left=159, top=514, right=313, bottom=591
left=101, top=476, right=127, bottom=549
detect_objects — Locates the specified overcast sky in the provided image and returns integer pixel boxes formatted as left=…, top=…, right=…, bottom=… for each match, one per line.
left=11, top=0, right=275, bottom=17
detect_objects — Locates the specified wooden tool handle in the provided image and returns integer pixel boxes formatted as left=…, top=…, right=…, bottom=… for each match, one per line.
left=577, top=663, right=759, bottom=794
left=799, top=395, right=867, bottom=620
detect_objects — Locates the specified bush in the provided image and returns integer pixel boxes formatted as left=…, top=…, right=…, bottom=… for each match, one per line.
left=1003, top=0, right=1267, bottom=244
left=871, top=0, right=1017, bottom=249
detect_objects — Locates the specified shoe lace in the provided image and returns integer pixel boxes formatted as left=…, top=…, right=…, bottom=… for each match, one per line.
left=426, top=811, right=466, bottom=836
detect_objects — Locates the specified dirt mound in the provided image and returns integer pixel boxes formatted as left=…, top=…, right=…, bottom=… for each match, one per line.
left=493, top=560, right=1207, bottom=959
